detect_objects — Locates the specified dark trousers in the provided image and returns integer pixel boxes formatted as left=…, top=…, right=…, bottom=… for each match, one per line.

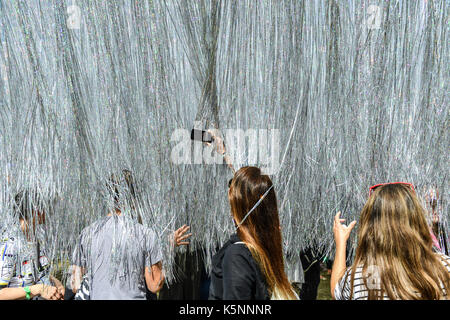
left=299, top=248, right=321, bottom=300
left=158, top=248, right=208, bottom=300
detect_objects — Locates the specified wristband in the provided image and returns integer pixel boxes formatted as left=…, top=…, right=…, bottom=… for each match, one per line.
left=24, top=286, right=31, bottom=300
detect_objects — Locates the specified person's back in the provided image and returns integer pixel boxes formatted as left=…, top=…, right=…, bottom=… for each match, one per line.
left=209, top=166, right=297, bottom=300
left=74, top=213, right=162, bottom=300
left=331, top=183, right=450, bottom=300
left=209, top=233, right=270, bottom=300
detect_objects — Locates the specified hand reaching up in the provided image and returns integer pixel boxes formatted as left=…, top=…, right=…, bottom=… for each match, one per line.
left=206, top=130, right=226, bottom=155
left=333, top=211, right=357, bottom=248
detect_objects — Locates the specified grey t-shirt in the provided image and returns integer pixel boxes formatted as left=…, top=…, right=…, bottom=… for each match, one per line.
left=72, top=214, right=162, bottom=300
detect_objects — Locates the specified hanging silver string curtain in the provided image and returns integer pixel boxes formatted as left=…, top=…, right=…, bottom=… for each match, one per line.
left=0, top=0, right=448, bottom=285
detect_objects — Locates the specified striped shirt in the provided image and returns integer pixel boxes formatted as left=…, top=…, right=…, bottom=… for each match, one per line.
left=334, top=253, right=450, bottom=300
left=0, top=234, right=50, bottom=289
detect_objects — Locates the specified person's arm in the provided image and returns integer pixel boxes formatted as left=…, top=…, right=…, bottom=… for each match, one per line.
left=145, top=262, right=165, bottom=293
left=70, top=265, right=85, bottom=293
left=330, top=211, right=356, bottom=299
left=222, top=244, right=255, bottom=299
left=0, top=284, right=60, bottom=300
left=70, top=233, right=86, bottom=293
left=144, top=227, right=165, bottom=293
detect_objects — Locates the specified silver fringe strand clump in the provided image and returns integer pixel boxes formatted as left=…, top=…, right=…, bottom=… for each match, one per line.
left=0, top=0, right=448, bottom=286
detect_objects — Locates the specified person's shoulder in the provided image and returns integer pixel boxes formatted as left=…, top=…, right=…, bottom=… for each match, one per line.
left=79, top=222, right=95, bottom=235
left=79, top=217, right=107, bottom=238
left=133, top=223, right=157, bottom=241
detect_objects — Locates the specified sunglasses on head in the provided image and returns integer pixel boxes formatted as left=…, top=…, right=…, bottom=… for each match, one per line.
left=369, top=182, right=415, bottom=195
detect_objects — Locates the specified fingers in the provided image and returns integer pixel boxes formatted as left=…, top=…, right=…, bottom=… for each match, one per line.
left=334, top=211, right=341, bottom=224
left=178, top=233, right=192, bottom=241
left=176, top=231, right=192, bottom=246
left=41, top=285, right=58, bottom=300
left=50, top=275, right=65, bottom=299
left=334, top=211, right=352, bottom=227
left=51, top=286, right=63, bottom=300
left=180, top=224, right=190, bottom=231
left=175, top=225, right=190, bottom=238
left=207, top=129, right=220, bottom=140
left=348, top=220, right=357, bottom=231
left=334, top=211, right=342, bottom=230
left=334, top=212, right=357, bottom=232
left=51, top=291, right=60, bottom=300
left=176, top=224, right=189, bottom=233
left=173, top=225, right=192, bottom=247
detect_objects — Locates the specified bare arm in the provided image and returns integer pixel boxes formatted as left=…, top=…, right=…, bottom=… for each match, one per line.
left=145, top=223, right=192, bottom=293
left=145, top=262, right=165, bottom=293
left=330, top=243, right=347, bottom=299
left=223, top=154, right=235, bottom=174
left=70, top=265, right=85, bottom=293
left=330, top=211, right=356, bottom=299
left=0, top=284, right=60, bottom=300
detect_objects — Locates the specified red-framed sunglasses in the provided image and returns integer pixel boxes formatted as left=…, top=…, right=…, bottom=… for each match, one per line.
left=369, top=182, right=415, bottom=196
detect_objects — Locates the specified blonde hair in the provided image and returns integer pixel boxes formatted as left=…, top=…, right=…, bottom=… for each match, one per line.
left=347, top=184, right=450, bottom=299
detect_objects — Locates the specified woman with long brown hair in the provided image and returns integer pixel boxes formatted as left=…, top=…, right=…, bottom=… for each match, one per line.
left=331, top=183, right=450, bottom=300
left=209, top=166, right=297, bottom=300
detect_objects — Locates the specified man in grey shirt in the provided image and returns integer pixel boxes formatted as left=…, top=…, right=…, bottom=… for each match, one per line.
left=72, top=212, right=164, bottom=300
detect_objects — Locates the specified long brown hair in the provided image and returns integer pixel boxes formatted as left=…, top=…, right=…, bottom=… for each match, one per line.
left=348, top=183, right=450, bottom=299
left=228, top=166, right=296, bottom=299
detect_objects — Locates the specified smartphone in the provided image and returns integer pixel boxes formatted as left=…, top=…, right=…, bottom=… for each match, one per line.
left=191, top=129, right=213, bottom=143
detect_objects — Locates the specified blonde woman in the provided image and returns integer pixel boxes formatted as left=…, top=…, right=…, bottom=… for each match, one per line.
left=209, top=166, right=297, bottom=300
left=331, top=182, right=450, bottom=300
